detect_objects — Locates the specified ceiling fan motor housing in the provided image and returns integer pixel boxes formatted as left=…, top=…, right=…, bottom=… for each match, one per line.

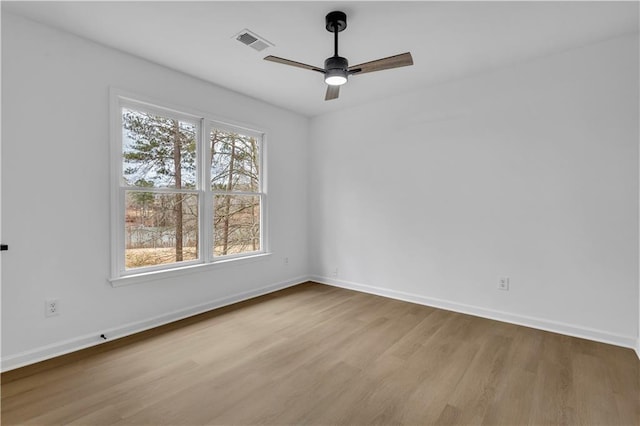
left=325, top=56, right=348, bottom=72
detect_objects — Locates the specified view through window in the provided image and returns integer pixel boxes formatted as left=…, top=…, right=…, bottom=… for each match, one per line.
left=114, top=97, right=265, bottom=277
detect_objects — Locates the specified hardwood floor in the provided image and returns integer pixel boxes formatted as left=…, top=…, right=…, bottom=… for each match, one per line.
left=2, top=282, right=638, bottom=425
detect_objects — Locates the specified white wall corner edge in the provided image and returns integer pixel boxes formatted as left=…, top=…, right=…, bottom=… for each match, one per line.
left=1, top=275, right=310, bottom=373
left=311, top=275, right=638, bottom=352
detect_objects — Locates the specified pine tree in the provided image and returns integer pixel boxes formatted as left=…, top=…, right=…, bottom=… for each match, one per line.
left=122, top=109, right=196, bottom=264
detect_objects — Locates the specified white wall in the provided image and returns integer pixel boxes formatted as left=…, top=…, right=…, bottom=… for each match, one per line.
left=309, top=34, right=639, bottom=348
left=1, top=13, right=309, bottom=369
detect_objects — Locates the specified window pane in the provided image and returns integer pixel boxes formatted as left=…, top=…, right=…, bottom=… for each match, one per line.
left=125, top=191, right=199, bottom=269
left=122, top=108, right=197, bottom=189
left=210, top=129, right=259, bottom=192
left=213, top=195, right=260, bottom=256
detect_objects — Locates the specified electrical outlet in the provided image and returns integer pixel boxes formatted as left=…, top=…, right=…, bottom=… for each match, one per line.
left=45, top=299, right=60, bottom=317
left=498, top=277, right=509, bottom=291
left=284, top=257, right=289, bottom=264
left=332, top=267, right=339, bottom=278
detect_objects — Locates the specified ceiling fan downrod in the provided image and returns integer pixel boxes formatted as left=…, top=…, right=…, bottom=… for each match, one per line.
left=324, top=11, right=349, bottom=86
left=325, top=10, right=346, bottom=58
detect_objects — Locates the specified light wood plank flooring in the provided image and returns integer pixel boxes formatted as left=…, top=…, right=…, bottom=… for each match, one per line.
left=2, top=282, right=638, bottom=425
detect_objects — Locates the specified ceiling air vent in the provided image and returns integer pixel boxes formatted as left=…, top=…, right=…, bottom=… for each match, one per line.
left=234, top=29, right=274, bottom=52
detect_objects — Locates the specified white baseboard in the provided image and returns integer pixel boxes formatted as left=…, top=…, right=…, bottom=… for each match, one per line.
left=1, top=276, right=309, bottom=372
left=311, top=275, right=637, bottom=351
left=4, top=275, right=637, bottom=371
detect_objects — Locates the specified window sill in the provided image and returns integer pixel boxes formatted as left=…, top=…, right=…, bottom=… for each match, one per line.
left=109, top=252, right=272, bottom=287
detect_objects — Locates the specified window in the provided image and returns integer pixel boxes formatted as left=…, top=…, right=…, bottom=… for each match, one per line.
left=111, top=92, right=266, bottom=280
left=210, top=128, right=262, bottom=257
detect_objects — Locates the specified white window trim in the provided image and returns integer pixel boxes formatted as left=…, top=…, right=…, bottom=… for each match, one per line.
left=109, top=88, right=269, bottom=285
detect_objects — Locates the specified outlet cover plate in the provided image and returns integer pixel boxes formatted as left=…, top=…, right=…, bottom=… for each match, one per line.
left=498, top=278, right=509, bottom=291
left=45, top=299, right=60, bottom=317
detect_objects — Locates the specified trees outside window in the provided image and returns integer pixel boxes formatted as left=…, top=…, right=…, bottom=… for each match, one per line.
left=122, top=108, right=199, bottom=269
left=210, top=128, right=261, bottom=256
left=113, top=96, right=265, bottom=277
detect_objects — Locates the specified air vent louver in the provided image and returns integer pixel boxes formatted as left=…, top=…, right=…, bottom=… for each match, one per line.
left=234, top=29, right=274, bottom=52
left=237, top=33, right=258, bottom=46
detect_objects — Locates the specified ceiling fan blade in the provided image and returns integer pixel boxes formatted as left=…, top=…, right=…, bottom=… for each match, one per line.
left=264, top=55, right=325, bottom=73
left=325, top=85, right=340, bottom=101
left=348, top=52, right=413, bottom=75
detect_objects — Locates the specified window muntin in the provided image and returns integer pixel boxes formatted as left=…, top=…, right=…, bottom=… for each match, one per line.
left=113, top=95, right=265, bottom=278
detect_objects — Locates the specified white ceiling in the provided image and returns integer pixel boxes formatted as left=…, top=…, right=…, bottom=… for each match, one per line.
left=3, top=1, right=638, bottom=117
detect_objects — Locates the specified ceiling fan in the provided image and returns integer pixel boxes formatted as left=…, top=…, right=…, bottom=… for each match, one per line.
left=264, top=11, right=414, bottom=101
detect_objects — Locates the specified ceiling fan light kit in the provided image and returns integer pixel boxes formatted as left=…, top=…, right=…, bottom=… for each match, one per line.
left=324, top=57, right=348, bottom=86
left=264, top=10, right=413, bottom=101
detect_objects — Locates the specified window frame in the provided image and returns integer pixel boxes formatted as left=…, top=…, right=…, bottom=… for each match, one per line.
left=109, top=89, right=268, bottom=284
